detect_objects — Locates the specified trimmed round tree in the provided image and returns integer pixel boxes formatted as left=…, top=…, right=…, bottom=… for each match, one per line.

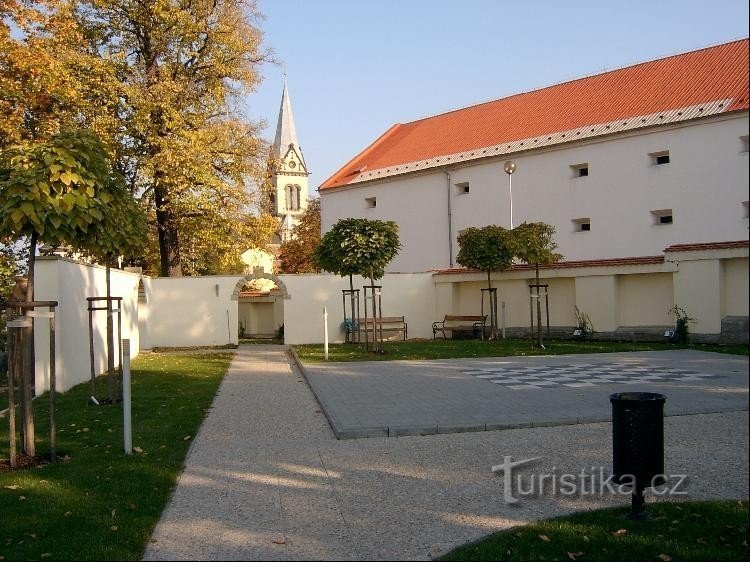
left=456, top=225, right=514, bottom=338
left=76, top=180, right=147, bottom=402
left=0, top=129, right=146, bottom=455
left=510, top=221, right=563, bottom=348
left=315, top=218, right=400, bottom=348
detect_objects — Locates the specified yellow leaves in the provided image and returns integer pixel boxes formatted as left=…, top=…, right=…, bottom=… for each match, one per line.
left=538, top=534, right=551, bottom=543
left=612, top=528, right=628, bottom=537
left=58, top=171, right=79, bottom=186
left=658, top=555, right=672, bottom=561
left=567, top=552, right=584, bottom=560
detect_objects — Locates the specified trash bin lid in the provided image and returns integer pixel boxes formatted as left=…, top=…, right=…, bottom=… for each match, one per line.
left=610, top=392, right=666, bottom=403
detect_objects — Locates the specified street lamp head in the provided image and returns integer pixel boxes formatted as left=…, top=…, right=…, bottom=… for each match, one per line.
left=504, top=161, right=516, bottom=175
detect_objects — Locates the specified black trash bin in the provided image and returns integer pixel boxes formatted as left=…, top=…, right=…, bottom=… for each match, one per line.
left=610, top=392, right=666, bottom=519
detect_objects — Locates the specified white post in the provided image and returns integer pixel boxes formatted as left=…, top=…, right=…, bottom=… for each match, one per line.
left=122, top=338, right=132, bottom=455
left=508, top=173, right=513, bottom=229
left=501, top=301, right=506, bottom=339
left=323, top=307, right=329, bottom=361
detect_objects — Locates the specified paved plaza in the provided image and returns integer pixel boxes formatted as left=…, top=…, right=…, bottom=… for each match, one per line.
left=299, top=350, right=749, bottom=439
left=144, top=346, right=749, bottom=561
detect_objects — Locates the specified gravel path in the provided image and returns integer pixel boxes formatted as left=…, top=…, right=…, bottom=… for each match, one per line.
left=144, top=345, right=749, bottom=561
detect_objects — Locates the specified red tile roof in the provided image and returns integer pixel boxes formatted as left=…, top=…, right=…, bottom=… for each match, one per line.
left=238, top=290, right=270, bottom=298
left=664, top=240, right=749, bottom=252
left=322, top=39, right=749, bottom=190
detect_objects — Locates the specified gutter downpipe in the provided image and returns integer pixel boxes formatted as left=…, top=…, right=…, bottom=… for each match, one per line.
left=445, top=170, right=453, bottom=267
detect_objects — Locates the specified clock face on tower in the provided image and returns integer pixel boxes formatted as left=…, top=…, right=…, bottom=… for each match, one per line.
left=288, top=161, right=296, bottom=169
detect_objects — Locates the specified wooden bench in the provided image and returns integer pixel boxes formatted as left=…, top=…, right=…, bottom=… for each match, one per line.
left=432, top=315, right=487, bottom=340
left=356, top=316, right=408, bottom=341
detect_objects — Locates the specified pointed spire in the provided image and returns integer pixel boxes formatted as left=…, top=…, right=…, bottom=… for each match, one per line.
left=272, top=79, right=300, bottom=161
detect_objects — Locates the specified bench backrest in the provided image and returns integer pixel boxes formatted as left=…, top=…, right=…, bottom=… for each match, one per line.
left=357, top=316, right=405, bottom=324
left=444, top=315, right=486, bottom=322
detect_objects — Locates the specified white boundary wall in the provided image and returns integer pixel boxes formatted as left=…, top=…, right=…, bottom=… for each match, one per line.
left=142, top=275, right=246, bottom=349
left=30, top=245, right=747, bottom=394
left=33, top=257, right=141, bottom=394
left=280, top=273, right=436, bottom=344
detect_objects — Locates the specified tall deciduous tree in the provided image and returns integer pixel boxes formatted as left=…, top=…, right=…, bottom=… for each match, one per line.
left=511, top=222, right=563, bottom=348
left=278, top=198, right=321, bottom=273
left=74, top=0, right=272, bottom=276
left=0, top=0, right=120, bottom=148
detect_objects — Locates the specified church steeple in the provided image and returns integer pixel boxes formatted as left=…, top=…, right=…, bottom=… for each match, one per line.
left=266, top=79, right=310, bottom=242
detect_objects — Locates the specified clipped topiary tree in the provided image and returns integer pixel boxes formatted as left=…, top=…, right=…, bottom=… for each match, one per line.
left=0, top=129, right=145, bottom=456
left=77, top=181, right=147, bottom=402
left=315, top=218, right=400, bottom=349
left=456, top=225, right=514, bottom=338
left=510, top=222, right=563, bottom=348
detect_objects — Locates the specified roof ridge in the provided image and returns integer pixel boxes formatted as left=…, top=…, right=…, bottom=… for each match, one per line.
left=402, top=38, right=749, bottom=127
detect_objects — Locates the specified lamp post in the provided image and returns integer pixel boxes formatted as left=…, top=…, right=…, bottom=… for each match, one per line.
left=504, top=161, right=516, bottom=229
left=504, top=160, right=516, bottom=230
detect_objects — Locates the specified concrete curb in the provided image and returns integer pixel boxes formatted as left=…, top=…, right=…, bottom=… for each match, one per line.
left=288, top=347, right=351, bottom=440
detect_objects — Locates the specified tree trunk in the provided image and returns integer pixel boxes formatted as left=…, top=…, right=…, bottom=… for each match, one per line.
left=348, top=274, right=356, bottom=343
left=7, top=316, right=18, bottom=467
left=155, top=185, right=182, bottom=277
left=535, top=263, right=543, bottom=348
left=21, top=231, right=37, bottom=456
left=370, top=272, right=380, bottom=352
left=486, top=270, right=495, bottom=340
left=105, top=259, right=117, bottom=402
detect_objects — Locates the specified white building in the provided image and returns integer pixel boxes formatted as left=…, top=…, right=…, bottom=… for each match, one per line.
left=265, top=81, right=310, bottom=242
left=319, top=39, right=749, bottom=273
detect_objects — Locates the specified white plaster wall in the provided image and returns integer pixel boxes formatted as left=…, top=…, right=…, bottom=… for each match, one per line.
left=320, top=114, right=748, bottom=272
left=616, top=273, right=674, bottom=326
left=144, top=275, right=245, bottom=348
left=721, top=257, right=749, bottom=317
left=673, top=259, right=723, bottom=334
left=574, top=275, right=619, bottom=332
left=33, top=257, right=141, bottom=394
left=238, top=300, right=280, bottom=336
left=320, top=171, right=451, bottom=273
left=279, top=273, right=436, bottom=344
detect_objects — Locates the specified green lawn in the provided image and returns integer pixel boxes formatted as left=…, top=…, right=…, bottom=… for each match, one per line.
left=441, top=500, right=749, bottom=561
left=294, top=339, right=749, bottom=363
left=0, top=351, right=233, bottom=561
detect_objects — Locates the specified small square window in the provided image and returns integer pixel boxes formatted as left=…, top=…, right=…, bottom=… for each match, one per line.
left=570, top=163, right=589, bottom=177
left=651, top=209, right=673, bottom=225
left=743, top=201, right=749, bottom=218
left=650, top=150, right=670, bottom=165
left=741, top=135, right=749, bottom=153
left=455, top=182, right=470, bottom=194
left=573, top=218, right=591, bottom=232
left=365, top=196, right=377, bottom=208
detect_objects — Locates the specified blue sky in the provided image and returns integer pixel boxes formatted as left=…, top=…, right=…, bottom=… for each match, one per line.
left=245, top=0, right=749, bottom=192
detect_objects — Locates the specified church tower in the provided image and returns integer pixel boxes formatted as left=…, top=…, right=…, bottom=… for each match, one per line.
left=266, top=80, right=309, bottom=242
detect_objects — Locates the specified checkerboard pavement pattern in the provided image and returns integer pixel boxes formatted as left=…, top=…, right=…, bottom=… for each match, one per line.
left=461, top=362, right=725, bottom=390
